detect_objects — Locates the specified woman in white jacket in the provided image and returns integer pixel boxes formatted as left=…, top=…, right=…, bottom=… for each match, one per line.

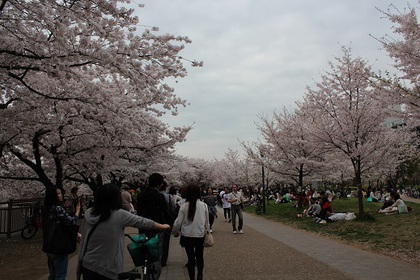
left=172, top=185, right=209, bottom=280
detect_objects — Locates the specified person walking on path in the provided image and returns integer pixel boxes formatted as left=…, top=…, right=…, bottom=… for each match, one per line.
left=77, top=183, right=170, bottom=280
left=136, top=173, right=174, bottom=275
left=220, top=187, right=231, bottom=223
left=203, top=187, right=217, bottom=232
left=120, top=184, right=132, bottom=212
left=172, top=184, right=209, bottom=280
left=228, top=184, right=244, bottom=234
left=159, top=181, right=175, bottom=267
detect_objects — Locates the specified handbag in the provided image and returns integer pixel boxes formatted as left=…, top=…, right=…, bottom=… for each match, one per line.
left=203, top=230, right=214, bottom=247
left=42, top=223, right=79, bottom=254
left=203, top=205, right=214, bottom=247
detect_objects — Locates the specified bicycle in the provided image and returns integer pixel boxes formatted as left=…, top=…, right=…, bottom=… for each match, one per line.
left=252, top=194, right=262, bottom=215
left=118, top=233, right=161, bottom=280
left=21, top=204, right=43, bottom=239
left=255, top=198, right=262, bottom=215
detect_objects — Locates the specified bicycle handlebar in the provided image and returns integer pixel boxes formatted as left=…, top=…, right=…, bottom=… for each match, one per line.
left=124, top=234, right=150, bottom=244
left=124, top=227, right=171, bottom=243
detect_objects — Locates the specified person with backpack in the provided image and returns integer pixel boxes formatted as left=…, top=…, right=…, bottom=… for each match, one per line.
left=159, top=181, right=176, bottom=267
left=136, top=173, right=174, bottom=272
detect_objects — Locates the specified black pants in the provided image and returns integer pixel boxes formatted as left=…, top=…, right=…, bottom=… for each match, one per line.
left=223, top=208, right=231, bottom=220
left=381, top=200, right=394, bottom=210
left=81, top=266, right=112, bottom=280
left=209, top=214, right=215, bottom=229
left=161, top=232, right=171, bottom=266
left=181, top=236, right=204, bottom=280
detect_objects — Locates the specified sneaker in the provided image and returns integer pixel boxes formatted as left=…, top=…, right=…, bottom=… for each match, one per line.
left=233, top=230, right=237, bottom=234
left=319, top=220, right=327, bottom=224
left=210, top=229, right=213, bottom=233
left=239, top=230, right=243, bottom=234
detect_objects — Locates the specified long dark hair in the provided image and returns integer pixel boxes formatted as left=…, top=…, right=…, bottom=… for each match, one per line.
left=185, top=184, right=201, bottom=221
left=43, top=187, right=61, bottom=222
left=45, top=187, right=58, bottom=206
left=92, top=183, right=122, bottom=222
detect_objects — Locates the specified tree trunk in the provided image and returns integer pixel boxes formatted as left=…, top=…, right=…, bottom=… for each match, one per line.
left=298, top=164, right=304, bottom=208
left=354, top=159, right=364, bottom=215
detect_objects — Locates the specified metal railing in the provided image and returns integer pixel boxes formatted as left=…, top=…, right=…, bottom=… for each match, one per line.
left=0, top=195, right=94, bottom=238
left=0, top=198, right=43, bottom=238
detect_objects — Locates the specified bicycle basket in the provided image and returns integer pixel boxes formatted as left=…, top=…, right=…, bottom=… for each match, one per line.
left=127, top=234, right=160, bottom=266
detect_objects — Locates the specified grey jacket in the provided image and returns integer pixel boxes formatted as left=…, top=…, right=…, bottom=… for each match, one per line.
left=77, top=208, right=155, bottom=279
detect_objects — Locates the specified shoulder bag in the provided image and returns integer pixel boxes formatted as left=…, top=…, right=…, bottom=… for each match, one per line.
left=233, top=192, right=244, bottom=209
left=203, top=206, right=214, bottom=247
left=203, top=230, right=214, bottom=247
left=42, top=222, right=79, bottom=254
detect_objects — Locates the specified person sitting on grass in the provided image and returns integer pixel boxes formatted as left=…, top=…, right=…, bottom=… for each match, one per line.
left=277, top=192, right=291, bottom=204
left=292, top=192, right=309, bottom=208
left=379, top=191, right=395, bottom=210
left=369, top=188, right=380, bottom=202
left=378, top=193, right=408, bottom=214
left=315, top=196, right=333, bottom=223
left=301, top=198, right=321, bottom=218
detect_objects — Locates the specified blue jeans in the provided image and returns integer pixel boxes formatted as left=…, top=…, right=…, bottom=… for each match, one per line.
left=47, top=253, right=68, bottom=280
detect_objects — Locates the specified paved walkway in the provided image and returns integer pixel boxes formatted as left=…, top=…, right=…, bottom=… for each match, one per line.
left=62, top=201, right=419, bottom=280
left=401, top=194, right=420, bottom=204
left=243, top=213, right=419, bottom=279
left=203, top=207, right=420, bottom=280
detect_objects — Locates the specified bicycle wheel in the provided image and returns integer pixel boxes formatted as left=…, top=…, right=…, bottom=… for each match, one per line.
left=255, top=202, right=261, bottom=214
left=144, top=262, right=160, bottom=280
left=21, top=224, right=38, bottom=239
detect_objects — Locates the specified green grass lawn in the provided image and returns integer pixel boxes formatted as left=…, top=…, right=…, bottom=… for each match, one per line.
left=244, top=197, right=420, bottom=265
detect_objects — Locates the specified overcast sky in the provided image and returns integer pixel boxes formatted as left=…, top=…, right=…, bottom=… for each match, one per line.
left=135, top=0, right=417, bottom=161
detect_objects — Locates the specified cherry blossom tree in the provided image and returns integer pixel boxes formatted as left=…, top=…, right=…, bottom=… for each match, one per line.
left=211, top=149, right=263, bottom=189
left=378, top=1, right=420, bottom=115
left=163, top=157, right=214, bottom=187
left=242, top=108, right=328, bottom=190
left=370, top=4, right=420, bottom=192
left=299, top=47, right=408, bottom=214
left=0, top=0, right=201, bottom=196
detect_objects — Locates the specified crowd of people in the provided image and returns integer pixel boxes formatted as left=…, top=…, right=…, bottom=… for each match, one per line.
left=43, top=178, right=415, bottom=280
left=43, top=176, right=247, bottom=280
left=294, top=187, right=414, bottom=223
